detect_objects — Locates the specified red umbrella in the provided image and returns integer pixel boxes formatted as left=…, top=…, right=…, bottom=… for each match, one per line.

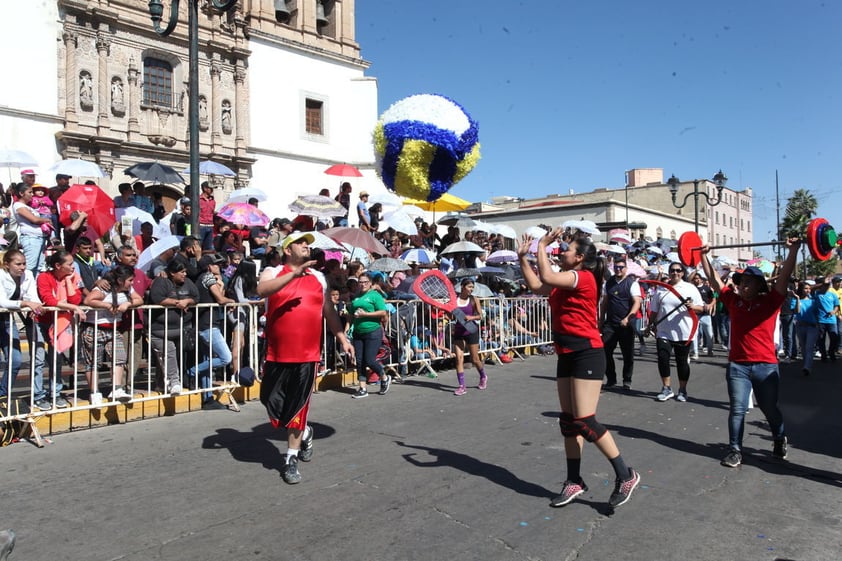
left=324, top=163, right=363, bottom=177
left=58, top=183, right=116, bottom=237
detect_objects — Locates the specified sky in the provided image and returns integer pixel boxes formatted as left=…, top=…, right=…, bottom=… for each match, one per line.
left=355, top=0, right=841, bottom=258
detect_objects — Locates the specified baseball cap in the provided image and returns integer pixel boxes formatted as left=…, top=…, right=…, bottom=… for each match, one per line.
left=732, top=266, right=769, bottom=293
left=20, top=169, right=36, bottom=176
left=198, top=253, right=226, bottom=269
left=281, top=231, right=315, bottom=250
left=832, top=276, right=842, bottom=283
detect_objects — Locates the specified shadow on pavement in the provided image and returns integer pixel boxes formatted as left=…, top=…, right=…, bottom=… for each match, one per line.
left=394, top=440, right=558, bottom=501
left=201, top=422, right=337, bottom=475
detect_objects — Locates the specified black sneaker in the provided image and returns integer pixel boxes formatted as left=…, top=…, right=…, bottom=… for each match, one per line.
left=550, top=479, right=589, bottom=507
left=608, top=468, right=641, bottom=509
left=379, top=374, right=391, bottom=395
left=299, top=425, right=314, bottom=462
left=202, top=399, right=227, bottom=411
left=773, top=436, right=788, bottom=460
left=281, top=455, right=302, bottom=484
left=351, top=388, right=368, bottom=399
left=721, top=449, right=742, bottom=468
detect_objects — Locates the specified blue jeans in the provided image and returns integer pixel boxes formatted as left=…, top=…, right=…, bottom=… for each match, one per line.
left=190, top=327, right=232, bottom=401
left=779, top=314, right=796, bottom=358
left=19, top=234, right=46, bottom=273
left=796, top=323, right=818, bottom=372
left=354, top=327, right=384, bottom=382
left=693, top=315, right=714, bottom=354
left=818, top=321, right=839, bottom=359
left=725, top=362, right=785, bottom=451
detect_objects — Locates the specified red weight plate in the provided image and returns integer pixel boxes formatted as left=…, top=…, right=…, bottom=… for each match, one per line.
left=806, top=218, right=830, bottom=261
left=678, top=231, right=703, bottom=267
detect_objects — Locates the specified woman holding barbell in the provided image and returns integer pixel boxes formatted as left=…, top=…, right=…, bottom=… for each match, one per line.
left=699, top=238, right=801, bottom=469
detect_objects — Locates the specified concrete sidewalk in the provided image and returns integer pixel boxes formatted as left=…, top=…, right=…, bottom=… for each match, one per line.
left=0, top=351, right=839, bottom=561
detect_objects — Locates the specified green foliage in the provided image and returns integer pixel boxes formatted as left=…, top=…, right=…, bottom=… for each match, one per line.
left=780, top=188, right=818, bottom=238
left=803, top=256, right=839, bottom=279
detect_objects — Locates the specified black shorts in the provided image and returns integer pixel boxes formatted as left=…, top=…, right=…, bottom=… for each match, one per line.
left=260, top=361, right=317, bottom=428
left=555, top=347, right=605, bottom=380
left=452, top=330, right=480, bottom=346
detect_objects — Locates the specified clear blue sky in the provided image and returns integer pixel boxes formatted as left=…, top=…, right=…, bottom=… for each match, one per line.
left=356, top=0, right=841, bottom=258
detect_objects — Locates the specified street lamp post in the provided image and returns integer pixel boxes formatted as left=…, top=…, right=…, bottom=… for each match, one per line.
left=667, top=170, right=728, bottom=234
left=147, top=0, right=239, bottom=235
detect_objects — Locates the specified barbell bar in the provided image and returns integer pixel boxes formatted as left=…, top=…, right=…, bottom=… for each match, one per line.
left=676, top=217, right=840, bottom=267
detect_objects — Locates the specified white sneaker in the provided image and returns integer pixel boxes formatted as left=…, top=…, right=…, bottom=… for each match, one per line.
left=170, top=384, right=182, bottom=396
left=691, top=353, right=699, bottom=360
left=109, top=387, right=132, bottom=402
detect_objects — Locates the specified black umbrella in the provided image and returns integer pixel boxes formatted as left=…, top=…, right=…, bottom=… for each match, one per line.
left=125, top=162, right=185, bottom=184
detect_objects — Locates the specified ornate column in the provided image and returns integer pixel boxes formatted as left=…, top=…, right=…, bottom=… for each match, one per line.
left=210, top=59, right=222, bottom=150
left=62, top=28, right=79, bottom=127
left=126, top=55, right=140, bottom=141
left=233, top=61, right=248, bottom=154
left=95, top=32, right=111, bottom=134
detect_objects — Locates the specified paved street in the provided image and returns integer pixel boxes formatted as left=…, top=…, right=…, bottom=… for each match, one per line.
left=1, top=350, right=840, bottom=561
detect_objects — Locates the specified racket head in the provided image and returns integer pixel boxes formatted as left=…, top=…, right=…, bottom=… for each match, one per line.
left=412, top=270, right=458, bottom=313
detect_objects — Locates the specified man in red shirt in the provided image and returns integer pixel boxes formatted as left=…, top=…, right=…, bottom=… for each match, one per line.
left=700, top=239, right=800, bottom=468
left=198, top=181, right=216, bottom=250
left=257, top=232, right=354, bottom=484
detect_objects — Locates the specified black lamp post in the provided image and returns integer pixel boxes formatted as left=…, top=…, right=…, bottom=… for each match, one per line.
left=147, top=0, right=239, bottom=235
left=667, top=170, right=728, bottom=233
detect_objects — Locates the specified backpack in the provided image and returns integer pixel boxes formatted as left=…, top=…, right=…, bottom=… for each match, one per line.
left=0, top=399, right=31, bottom=446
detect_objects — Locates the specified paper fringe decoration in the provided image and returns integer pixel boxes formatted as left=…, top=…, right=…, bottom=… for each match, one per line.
left=373, top=94, right=480, bottom=202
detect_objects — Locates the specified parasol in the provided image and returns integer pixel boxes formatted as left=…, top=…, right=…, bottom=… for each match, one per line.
left=217, top=202, right=271, bottom=227
left=47, top=159, right=105, bottom=178
left=288, top=195, right=347, bottom=218
left=125, top=162, right=185, bottom=184
left=57, top=183, right=116, bottom=237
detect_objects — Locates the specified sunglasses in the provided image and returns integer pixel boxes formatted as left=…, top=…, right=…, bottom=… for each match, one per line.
left=669, top=269, right=683, bottom=274
left=614, top=265, right=626, bottom=269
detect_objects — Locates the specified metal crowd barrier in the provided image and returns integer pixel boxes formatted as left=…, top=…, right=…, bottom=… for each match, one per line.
left=2, top=295, right=552, bottom=445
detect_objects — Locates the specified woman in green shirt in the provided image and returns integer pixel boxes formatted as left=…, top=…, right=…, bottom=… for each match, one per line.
left=348, top=272, right=389, bottom=398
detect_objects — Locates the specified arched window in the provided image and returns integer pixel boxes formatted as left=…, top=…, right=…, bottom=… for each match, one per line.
left=143, top=57, right=173, bottom=108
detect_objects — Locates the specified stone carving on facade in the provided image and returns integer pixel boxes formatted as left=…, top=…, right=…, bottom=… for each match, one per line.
left=79, top=71, right=94, bottom=111
left=111, top=77, right=125, bottom=116
left=198, top=95, right=209, bottom=131
left=221, top=100, right=232, bottom=134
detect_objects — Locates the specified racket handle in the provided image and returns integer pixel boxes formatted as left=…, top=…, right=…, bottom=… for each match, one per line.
left=453, top=308, right=479, bottom=334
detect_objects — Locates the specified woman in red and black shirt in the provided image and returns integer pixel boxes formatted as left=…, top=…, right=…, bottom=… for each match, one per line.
left=519, top=228, right=640, bottom=511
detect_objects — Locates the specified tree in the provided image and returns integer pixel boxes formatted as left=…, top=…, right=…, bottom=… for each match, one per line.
left=780, top=188, right=818, bottom=238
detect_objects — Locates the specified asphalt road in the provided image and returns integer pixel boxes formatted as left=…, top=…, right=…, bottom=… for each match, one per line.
left=1, top=349, right=839, bottom=561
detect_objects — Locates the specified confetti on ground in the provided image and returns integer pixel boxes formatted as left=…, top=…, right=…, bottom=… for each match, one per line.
left=520, top=522, right=528, bottom=526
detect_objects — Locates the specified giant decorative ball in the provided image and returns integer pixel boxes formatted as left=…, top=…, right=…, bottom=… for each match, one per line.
left=373, top=94, right=480, bottom=202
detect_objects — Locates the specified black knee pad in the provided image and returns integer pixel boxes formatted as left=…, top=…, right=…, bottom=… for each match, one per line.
left=559, top=412, right=578, bottom=438
left=575, top=415, right=607, bottom=442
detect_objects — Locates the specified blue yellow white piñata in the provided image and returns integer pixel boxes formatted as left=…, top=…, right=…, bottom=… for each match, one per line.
left=373, top=94, right=480, bottom=202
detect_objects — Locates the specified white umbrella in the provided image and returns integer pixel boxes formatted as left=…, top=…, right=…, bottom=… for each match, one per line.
left=646, top=246, right=664, bottom=255
left=115, top=206, right=169, bottom=239
left=469, top=220, right=494, bottom=233
left=562, top=220, right=600, bottom=234
left=227, top=186, right=268, bottom=203
left=367, top=191, right=403, bottom=210
left=401, top=205, right=426, bottom=218
left=182, top=160, right=236, bottom=177
left=608, top=228, right=633, bottom=244
left=400, top=248, right=437, bottom=264
left=524, top=226, right=548, bottom=239
left=607, top=244, right=627, bottom=254
left=0, top=149, right=39, bottom=168
left=47, top=159, right=105, bottom=178
left=137, top=235, right=181, bottom=271
left=381, top=208, right=418, bottom=236
left=491, top=224, right=517, bottom=239
left=666, top=252, right=680, bottom=263
left=529, top=239, right=558, bottom=253
left=453, top=216, right=477, bottom=229
left=303, top=230, right=345, bottom=251
left=441, top=241, right=485, bottom=255
left=471, top=282, right=495, bottom=298
left=486, top=249, right=518, bottom=264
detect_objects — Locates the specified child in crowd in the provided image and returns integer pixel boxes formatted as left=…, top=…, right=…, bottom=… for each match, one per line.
left=30, top=185, right=56, bottom=235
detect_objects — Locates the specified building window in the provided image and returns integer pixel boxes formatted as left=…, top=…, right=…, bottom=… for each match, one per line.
left=143, top=58, right=173, bottom=108
left=305, top=98, right=323, bottom=135
left=747, top=220, right=751, bottom=232
left=740, top=219, right=744, bottom=231
left=715, top=211, right=719, bottom=225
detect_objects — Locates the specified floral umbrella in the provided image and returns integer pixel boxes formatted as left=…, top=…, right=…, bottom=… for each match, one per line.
left=486, top=249, right=518, bottom=264
left=217, top=202, right=270, bottom=226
